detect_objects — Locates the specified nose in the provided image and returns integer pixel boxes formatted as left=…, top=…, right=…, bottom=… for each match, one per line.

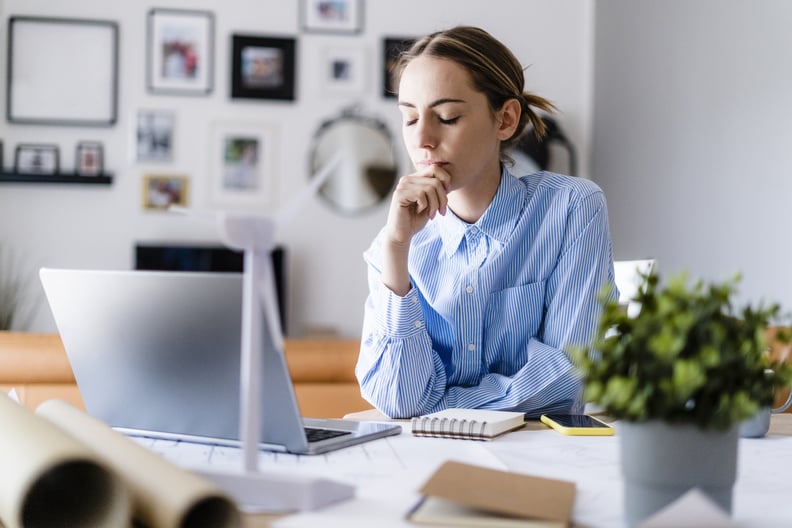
left=412, top=118, right=437, bottom=150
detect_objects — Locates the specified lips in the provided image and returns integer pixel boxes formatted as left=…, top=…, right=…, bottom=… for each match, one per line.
left=417, top=160, right=448, bottom=168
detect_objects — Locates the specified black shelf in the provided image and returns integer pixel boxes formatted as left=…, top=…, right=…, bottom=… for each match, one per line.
left=0, top=171, right=113, bottom=185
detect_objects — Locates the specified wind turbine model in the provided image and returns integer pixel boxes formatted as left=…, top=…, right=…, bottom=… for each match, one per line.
left=172, top=155, right=354, bottom=512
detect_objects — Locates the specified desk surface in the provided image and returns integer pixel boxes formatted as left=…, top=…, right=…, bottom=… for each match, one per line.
left=149, top=414, right=792, bottom=528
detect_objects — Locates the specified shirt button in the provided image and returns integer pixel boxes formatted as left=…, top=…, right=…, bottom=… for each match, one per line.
left=470, top=227, right=479, bottom=235
left=467, top=343, right=476, bottom=352
left=414, top=321, right=423, bottom=328
left=411, top=296, right=419, bottom=304
left=465, top=285, right=474, bottom=294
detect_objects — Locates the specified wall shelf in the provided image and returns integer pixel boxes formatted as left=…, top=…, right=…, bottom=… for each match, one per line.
left=0, top=171, right=113, bottom=185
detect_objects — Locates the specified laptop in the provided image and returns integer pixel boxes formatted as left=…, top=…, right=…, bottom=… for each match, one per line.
left=39, top=268, right=401, bottom=455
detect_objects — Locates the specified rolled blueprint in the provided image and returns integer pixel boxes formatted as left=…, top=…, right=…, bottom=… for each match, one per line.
left=36, top=399, right=241, bottom=528
left=0, top=392, right=131, bottom=528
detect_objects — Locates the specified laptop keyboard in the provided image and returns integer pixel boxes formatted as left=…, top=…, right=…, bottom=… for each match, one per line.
left=305, top=427, right=352, bottom=443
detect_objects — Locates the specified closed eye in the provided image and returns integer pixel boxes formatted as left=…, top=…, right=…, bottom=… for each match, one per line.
left=439, top=116, right=460, bottom=125
left=404, top=118, right=418, bottom=126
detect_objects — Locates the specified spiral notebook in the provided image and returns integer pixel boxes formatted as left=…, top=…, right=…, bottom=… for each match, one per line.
left=411, top=409, right=525, bottom=440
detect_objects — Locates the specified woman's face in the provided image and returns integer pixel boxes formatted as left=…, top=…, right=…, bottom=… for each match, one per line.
left=397, top=56, right=505, bottom=193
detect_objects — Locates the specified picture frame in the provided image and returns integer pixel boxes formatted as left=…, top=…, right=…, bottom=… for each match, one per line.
left=142, top=174, right=189, bottom=210
left=210, top=121, right=278, bottom=209
left=383, top=36, right=416, bottom=98
left=136, top=109, right=175, bottom=162
left=322, top=47, right=366, bottom=96
left=147, top=9, right=214, bottom=95
left=300, top=0, right=363, bottom=34
left=75, top=142, right=104, bottom=176
left=6, top=16, right=118, bottom=126
left=14, top=144, right=60, bottom=175
left=231, top=35, right=296, bottom=101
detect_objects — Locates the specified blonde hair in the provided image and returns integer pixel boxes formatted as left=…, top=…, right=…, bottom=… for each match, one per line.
left=392, top=26, right=555, bottom=150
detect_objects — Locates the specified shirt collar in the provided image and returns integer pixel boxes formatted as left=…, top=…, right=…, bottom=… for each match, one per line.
left=436, top=166, right=524, bottom=258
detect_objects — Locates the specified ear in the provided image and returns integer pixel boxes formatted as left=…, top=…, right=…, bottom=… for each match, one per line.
left=495, top=98, right=521, bottom=141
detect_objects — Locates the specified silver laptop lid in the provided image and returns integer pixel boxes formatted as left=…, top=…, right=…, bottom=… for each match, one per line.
left=39, top=268, right=311, bottom=453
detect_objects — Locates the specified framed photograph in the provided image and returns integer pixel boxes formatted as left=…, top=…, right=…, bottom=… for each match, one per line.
left=147, top=9, right=214, bottom=95
left=75, top=142, right=104, bottom=176
left=136, top=109, right=175, bottom=162
left=322, top=47, right=366, bottom=95
left=210, top=122, right=277, bottom=208
left=383, top=36, right=416, bottom=98
left=231, top=35, right=296, bottom=101
left=7, top=16, right=118, bottom=126
left=142, top=174, right=189, bottom=210
left=300, top=0, right=363, bottom=34
left=14, top=144, right=59, bottom=175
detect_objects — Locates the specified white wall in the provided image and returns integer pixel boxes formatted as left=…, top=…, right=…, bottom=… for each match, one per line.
left=0, top=0, right=594, bottom=336
left=592, top=0, right=792, bottom=310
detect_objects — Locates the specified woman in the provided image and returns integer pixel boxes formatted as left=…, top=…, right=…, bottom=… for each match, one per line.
left=356, top=26, right=617, bottom=418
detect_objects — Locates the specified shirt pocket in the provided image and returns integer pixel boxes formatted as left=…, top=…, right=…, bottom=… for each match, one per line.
left=485, top=281, right=547, bottom=357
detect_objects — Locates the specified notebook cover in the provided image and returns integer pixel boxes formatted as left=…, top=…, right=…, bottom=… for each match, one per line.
left=411, top=409, right=525, bottom=439
left=415, top=461, right=575, bottom=524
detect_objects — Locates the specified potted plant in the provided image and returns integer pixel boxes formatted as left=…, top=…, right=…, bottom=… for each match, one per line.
left=574, top=270, right=792, bottom=527
left=0, top=245, right=31, bottom=331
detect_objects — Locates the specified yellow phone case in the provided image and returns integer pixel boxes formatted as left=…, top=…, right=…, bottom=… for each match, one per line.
left=540, top=414, right=615, bottom=436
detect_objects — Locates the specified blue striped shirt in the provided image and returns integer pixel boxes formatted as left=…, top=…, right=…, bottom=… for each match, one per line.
left=356, top=168, right=617, bottom=419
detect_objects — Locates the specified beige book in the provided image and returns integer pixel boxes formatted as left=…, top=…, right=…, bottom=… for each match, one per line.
left=407, top=461, right=576, bottom=527
left=0, top=393, right=240, bottom=528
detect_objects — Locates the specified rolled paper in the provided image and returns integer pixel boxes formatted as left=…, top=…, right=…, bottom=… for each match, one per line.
left=0, top=393, right=131, bottom=528
left=36, top=399, right=242, bottom=528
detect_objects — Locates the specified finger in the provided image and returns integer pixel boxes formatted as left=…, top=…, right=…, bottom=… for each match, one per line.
left=420, top=168, right=449, bottom=216
left=429, top=165, right=452, bottom=191
left=422, top=187, right=441, bottom=219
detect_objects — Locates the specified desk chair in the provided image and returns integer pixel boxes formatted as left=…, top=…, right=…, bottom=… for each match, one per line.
left=613, top=259, right=657, bottom=318
left=582, top=259, right=656, bottom=415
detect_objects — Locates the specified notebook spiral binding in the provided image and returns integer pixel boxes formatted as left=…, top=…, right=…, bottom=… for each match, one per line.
left=411, top=416, right=490, bottom=440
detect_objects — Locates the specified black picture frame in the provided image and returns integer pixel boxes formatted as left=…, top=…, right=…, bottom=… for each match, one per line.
left=6, top=16, right=118, bottom=126
left=147, top=8, right=214, bottom=96
left=14, top=144, right=60, bottom=175
left=231, top=35, right=296, bottom=101
left=300, top=0, right=363, bottom=35
left=382, top=36, right=416, bottom=98
left=75, top=141, right=104, bottom=176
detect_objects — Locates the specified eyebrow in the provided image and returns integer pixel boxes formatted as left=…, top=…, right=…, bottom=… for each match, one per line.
left=398, top=97, right=466, bottom=109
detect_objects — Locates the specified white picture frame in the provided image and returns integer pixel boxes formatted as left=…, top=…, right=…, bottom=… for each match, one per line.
left=210, top=122, right=277, bottom=209
left=301, top=0, right=363, bottom=34
left=147, top=9, right=214, bottom=95
left=322, top=47, right=367, bottom=96
left=135, top=109, right=175, bottom=162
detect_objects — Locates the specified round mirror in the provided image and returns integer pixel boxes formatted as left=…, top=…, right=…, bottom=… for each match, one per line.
left=309, top=108, right=399, bottom=215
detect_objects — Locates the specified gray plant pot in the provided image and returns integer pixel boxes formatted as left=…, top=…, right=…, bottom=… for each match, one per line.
left=620, top=421, right=739, bottom=527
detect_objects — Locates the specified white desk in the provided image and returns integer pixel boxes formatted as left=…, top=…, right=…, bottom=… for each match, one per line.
left=141, top=414, right=792, bottom=527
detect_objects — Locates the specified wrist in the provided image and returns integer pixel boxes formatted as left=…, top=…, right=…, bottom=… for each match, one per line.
left=382, top=239, right=411, bottom=296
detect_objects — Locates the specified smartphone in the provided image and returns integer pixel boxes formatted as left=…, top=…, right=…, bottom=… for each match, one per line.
left=540, top=414, right=615, bottom=436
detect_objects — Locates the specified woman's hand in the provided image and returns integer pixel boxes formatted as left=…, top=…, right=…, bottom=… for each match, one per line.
left=380, top=165, right=450, bottom=296
left=385, top=165, right=451, bottom=245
